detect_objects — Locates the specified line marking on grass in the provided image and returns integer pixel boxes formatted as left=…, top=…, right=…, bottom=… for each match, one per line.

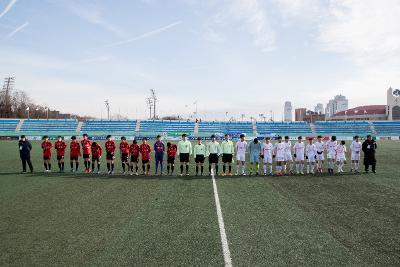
left=211, top=172, right=232, bottom=267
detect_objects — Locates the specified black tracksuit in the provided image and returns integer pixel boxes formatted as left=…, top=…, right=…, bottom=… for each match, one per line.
left=362, top=139, right=377, bottom=172
left=19, top=139, right=33, bottom=172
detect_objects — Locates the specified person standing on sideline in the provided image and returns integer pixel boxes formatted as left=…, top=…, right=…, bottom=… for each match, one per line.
left=19, top=135, right=33, bottom=173
left=177, top=134, right=192, bottom=176
left=362, top=135, right=377, bottom=173
left=154, top=135, right=165, bottom=175
left=220, top=134, right=235, bottom=176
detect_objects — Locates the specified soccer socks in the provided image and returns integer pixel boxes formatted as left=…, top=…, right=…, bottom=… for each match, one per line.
left=84, top=161, right=87, bottom=169
left=122, top=163, right=126, bottom=172
left=167, top=165, right=170, bottom=174
left=186, top=165, right=189, bottom=174
left=215, top=165, right=219, bottom=175
left=196, top=166, right=199, bottom=175
left=180, top=165, right=184, bottom=174
left=171, top=165, right=174, bottom=174
left=70, top=162, right=73, bottom=169
left=58, top=162, right=61, bottom=170
left=75, top=162, right=79, bottom=171
left=201, top=165, right=204, bottom=175
left=236, top=165, right=240, bottom=174
left=228, top=165, right=232, bottom=173
left=223, top=165, right=226, bottom=173
left=209, top=165, right=212, bottom=174
left=155, top=161, right=159, bottom=174
left=107, top=163, right=110, bottom=172
left=92, top=162, right=95, bottom=170
left=160, top=162, right=163, bottom=174
left=263, top=164, right=267, bottom=174
left=142, top=165, right=146, bottom=173
left=147, top=164, right=150, bottom=173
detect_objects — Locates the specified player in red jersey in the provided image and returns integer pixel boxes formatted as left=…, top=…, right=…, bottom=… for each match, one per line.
left=81, top=133, right=92, bottom=173
left=54, top=136, right=67, bottom=172
left=91, top=141, right=102, bottom=174
left=139, top=138, right=151, bottom=175
left=129, top=139, right=140, bottom=175
left=69, top=136, right=81, bottom=172
left=41, top=135, right=53, bottom=172
left=166, top=142, right=177, bottom=176
left=120, top=136, right=130, bottom=174
left=105, top=135, right=116, bottom=175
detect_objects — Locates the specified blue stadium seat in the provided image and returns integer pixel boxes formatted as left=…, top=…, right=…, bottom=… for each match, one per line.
left=20, top=119, right=78, bottom=133
left=198, top=122, right=253, bottom=135
left=81, top=120, right=136, bottom=133
left=314, top=121, right=372, bottom=136
left=139, top=120, right=195, bottom=134
left=256, top=121, right=312, bottom=135
left=372, top=121, right=400, bottom=135
left=0, top=119, right=19, bottom=132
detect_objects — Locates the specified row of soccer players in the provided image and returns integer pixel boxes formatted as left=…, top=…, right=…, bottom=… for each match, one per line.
left=39, top=133, right=362, bottom=176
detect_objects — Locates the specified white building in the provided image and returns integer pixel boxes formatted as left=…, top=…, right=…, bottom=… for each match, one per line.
left=284, top=101, right=292, bottom=121
left=314, top=103, right=324, bottom=114
left=387, top=87, right=400, bottom=120
left=325, top=95, right=348, bottom=118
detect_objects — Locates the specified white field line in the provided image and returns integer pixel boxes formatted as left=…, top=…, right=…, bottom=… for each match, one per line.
left=212, top=172, right=232, bottom=267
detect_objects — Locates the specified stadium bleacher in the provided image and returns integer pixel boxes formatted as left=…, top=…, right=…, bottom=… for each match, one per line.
left=198, top=121, right=253, bottom=135
left=81, top=120, right=136, bottom=134
left=1, top=118, right=399, bottom=137
left=0, top=119, right=19, bottom=132
left=20, top=119, right=78, bottom=133
left=256, top=121, right=312, bottom=135
left=314, top=121, right=372, bottom=136
left=372, top=121, right=400, bottom=136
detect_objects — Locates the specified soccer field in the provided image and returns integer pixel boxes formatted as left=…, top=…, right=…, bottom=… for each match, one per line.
left=1, top=140, right=400, bottom=266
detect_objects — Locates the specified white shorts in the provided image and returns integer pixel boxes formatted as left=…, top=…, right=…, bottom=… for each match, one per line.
left=337, top=155, right=346, bottom=161
left=275, top=156, right=285, bottom=162
left=316, top=152, right=324, bottom=161
left=351, top=152, right=360, bottom=161
left=284, top=153, right=292, bottom=161
left=295, top=154, right=304, bottom=161
left=263, top=157, right=272, bottom=164
left=236, top=153, right=246, bottom=162
left=307, top=154, right=316, bottom=163
left=327, top=152, right=336, bottom=159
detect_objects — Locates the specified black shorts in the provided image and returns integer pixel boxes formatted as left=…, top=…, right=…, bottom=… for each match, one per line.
left=179, top=153, right=190, bottom=163
left=70, top=156, right=79, bottom=161
left=92, top=156, right=100, bottom=161
left=195, top=155, right=205, bottom=164
left=222, top=154, right=233, bottom=163
left=142, top=159, right=150, bottom=164
left=121, top=153, right=129, bottom=163
left=106, top=152, right=115, bottom=161
left=209, top=153, right=219, bottom=164
left=167, top=156, right=175, bottom=164
left=57, top=155, right=64, bottom=161
left=43, top=156, right=50, bottom=160
left=130, top=155, right=139, bottom=163
left=83, top=154, right=90, bottom=159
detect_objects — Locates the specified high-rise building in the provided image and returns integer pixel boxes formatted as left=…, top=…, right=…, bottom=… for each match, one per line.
left=325, top=94, right=348, bottom=118
left=314, top=103, right=324, bottom=114
left=387, top=87, right=400, bottom=120
left=284, top=101, right=292, bottom=121
left=295, top=108, right=306, bottom=121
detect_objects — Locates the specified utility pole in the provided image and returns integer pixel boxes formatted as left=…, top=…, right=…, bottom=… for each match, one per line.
left=149, top=89, right=157, bottom=120
left=105, top=100, right=110, bottom=120
left=1, top=76, right=15, bottom=118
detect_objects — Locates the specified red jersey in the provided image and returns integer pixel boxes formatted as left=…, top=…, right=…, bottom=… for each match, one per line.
left=167, top=144, right=177, bottom=157
left=129, top=144, right=140, bottom=156
left=54, top=140, right=67, bottom=156
left=120, top=142, right=130, bottom=154
left=139, top=143, right=151, bottom=161
left=105, top=140, right=116, bottom=153
left=81, top=139, right=92, bottom=155
left=92, top=144, right=102, bottom=157
left=70, top=141, right=81, bottom=157
left=41, top=141, right=53, bottom=157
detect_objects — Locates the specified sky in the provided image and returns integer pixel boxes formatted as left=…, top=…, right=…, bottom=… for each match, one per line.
left=0, top=0, right=399, bottom=121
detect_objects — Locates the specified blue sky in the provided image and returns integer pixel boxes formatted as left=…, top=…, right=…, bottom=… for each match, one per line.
left=1, top=0, right=399, bottom=120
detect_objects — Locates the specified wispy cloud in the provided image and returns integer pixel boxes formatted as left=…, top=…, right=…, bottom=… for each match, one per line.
left=0, top=0, right=17, bottom=19
left=7, top=21, right=29, bottom=38
left=104, top=20, right=182, bottom=48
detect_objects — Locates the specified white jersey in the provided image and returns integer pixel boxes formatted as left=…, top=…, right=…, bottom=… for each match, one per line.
left=336, top=144, right=347, bottom=161
left=284, top=141, right=292, bottom=161
left=350, top=141, right=362, bottom=160
left=326, top=140, right=338, bottom=159
left=293, top=142, right=305, bottom=161
left=236, top=140, right=247, bottom=161
left=274, top=142, right=286, bottom=161
left=315, top=141, right=325, bottom=160
left=306, top=144, right=317, bottom=162
left=261, top=142, right=273, bottom=163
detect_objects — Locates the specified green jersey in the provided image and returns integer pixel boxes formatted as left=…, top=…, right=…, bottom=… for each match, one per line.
left=220, top=140, right=235, bottom=154
left=193, top=143, right=206, bottom=157
left=177, top=140, right=192, bottom=155
left=207, top=141, right=221, bottom=156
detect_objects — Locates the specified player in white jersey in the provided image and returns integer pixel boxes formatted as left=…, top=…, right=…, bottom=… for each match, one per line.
left=235, top=134, right=248, bottom=176
left=273, top=136, right=286, bottom=176
left=261, top=137, right=274, bottom=176
left=306, top=138, right=317, bottom=174
left=293, top=136, right=305, bottom=174
left=350, top=135, right=362, bottom=173
left=336, top=140, right=347, bottom=173
left=283, top=136, right=293, bottom=174
left=326, top=136, right=338, bottom=173
left=315, top=135, right=325, bottom=173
